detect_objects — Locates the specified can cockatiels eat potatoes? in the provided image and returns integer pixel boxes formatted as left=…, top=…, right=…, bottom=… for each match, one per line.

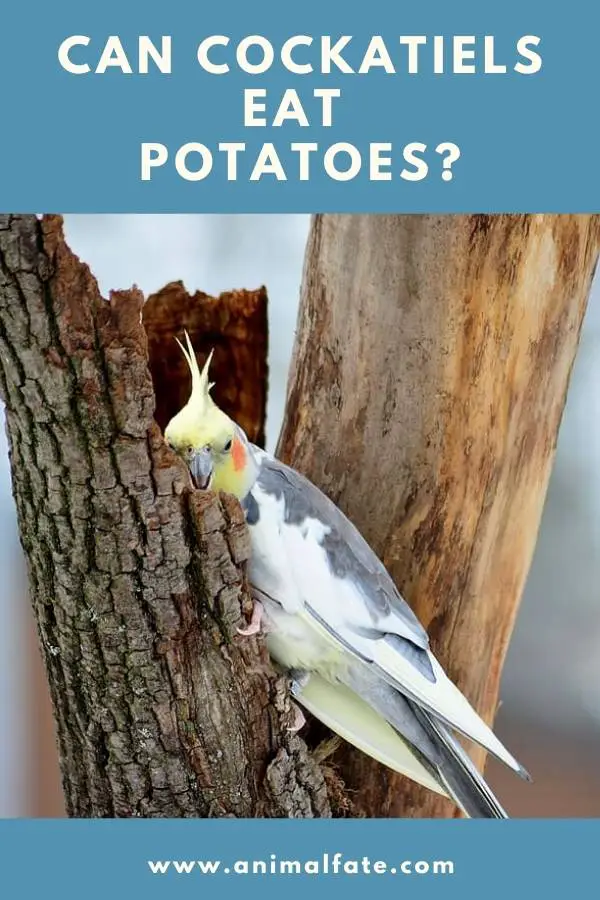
left=164, top=333, right=530, bottom=818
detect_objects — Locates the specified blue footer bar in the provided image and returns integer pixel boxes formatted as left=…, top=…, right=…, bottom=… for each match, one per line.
left=0, top=819, right=595, bottom=898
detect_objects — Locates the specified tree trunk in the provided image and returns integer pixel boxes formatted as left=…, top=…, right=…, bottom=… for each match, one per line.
left=0, top=214, right=328, bottom=818
left=278, top=214, right=600, bottom=818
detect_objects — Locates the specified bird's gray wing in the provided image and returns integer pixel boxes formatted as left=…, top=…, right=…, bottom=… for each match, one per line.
left=342, top=666, right=509, bottom=818
left=253, top=452, right=429, bottom=652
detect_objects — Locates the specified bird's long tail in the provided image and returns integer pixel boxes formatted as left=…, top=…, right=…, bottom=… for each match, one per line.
left=408, top=701, right=508, bottom=819
left=294, top=671, right=509, bottom=818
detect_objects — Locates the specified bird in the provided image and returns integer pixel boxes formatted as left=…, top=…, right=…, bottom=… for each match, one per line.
left=164, top=332, right=530, bottom=818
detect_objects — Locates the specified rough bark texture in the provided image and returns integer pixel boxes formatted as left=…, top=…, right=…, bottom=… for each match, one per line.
left=0, top=214, right=329, bottom=818
left=278, top=213, right=600, bottom=818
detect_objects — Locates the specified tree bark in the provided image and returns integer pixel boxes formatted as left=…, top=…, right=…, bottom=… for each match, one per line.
left=0, top=214, right=328, bottom=818
left=278, top=214, right=600, bottom=818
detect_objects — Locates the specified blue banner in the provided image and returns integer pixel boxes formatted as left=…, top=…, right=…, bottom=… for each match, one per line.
left=1, top=1, right=599, bottom=212
left=0, top=819, right=596, bottom=898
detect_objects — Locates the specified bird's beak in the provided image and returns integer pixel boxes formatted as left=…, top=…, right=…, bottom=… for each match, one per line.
left=189, top=446, right=214, bottom=490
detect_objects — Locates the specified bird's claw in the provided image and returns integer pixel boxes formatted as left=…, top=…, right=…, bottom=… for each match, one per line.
left=237, top=599, right=263, bottom=636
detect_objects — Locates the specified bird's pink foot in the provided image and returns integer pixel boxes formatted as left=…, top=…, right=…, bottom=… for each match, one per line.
left=288, top=703, right=306, bottom=733
left=237, top=600, right=263, bottom=636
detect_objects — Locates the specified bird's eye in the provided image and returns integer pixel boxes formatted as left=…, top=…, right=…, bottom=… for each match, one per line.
left=223, top=438, right=233, bottom=452
left=187, top=445, right=194, bottom=455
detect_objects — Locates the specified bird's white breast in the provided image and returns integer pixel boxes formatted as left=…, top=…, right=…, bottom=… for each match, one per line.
left=247, top=484, right=347, bottom=676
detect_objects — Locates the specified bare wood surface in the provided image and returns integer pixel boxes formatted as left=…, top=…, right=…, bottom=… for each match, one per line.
left=278, top=213, right=600, bottom=817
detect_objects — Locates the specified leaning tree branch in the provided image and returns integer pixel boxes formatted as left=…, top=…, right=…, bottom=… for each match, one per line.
left=278, top=213, right=600, bottom=818
left=0, top=214, right=329, bottom=818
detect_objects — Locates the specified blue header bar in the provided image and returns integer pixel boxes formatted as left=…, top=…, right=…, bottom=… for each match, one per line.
left=1, top=1, right=599, bottom=212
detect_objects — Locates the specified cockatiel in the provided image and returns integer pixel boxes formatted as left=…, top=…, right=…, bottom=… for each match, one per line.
left=165, top=334, right=530, bottom=818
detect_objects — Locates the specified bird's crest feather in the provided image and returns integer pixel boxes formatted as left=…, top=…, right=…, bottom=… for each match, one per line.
left=176, top=331, right=216, bottom=413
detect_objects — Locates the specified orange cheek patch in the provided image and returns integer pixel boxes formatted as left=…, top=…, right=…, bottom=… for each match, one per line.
left=231, top=436, right=246, bottom=472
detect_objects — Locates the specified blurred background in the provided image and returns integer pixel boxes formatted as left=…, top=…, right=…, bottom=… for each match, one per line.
left=0, top=215, right=598, bottom=817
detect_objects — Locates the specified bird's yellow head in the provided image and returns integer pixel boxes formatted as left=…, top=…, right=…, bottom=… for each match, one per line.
left=164, top=332, right=256, bottom=500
